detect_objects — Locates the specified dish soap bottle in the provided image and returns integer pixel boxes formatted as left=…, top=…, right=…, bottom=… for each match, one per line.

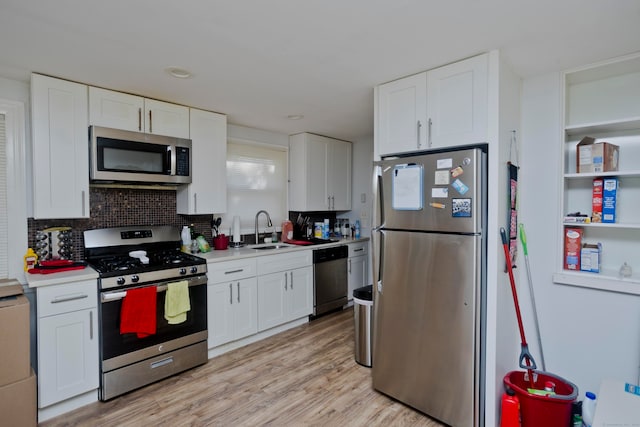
left=354, top=220, right=361, bottom=239
left=181, top=226, right=192, bottom=253
left=24, top=248, right=38, bottom=271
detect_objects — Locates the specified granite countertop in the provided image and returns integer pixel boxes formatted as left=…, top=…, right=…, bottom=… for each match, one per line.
left=25, top=237, right=370, bottom=287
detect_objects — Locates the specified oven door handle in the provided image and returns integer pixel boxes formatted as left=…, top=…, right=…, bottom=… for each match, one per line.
left=101, top=275, right=207, bottom=302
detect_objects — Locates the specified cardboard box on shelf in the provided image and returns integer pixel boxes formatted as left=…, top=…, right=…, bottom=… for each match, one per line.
left=0, top=369, right=36, bottom=427
left=0, top=282, right=31, bottom=386
left=592, top=178, right=603, bottom=223
left=602, top=177, right=618, bottom=223
left=576, top=137, right=619, bottom=173
left=564, top=228, right=583, bottom=271
left=580, top=243, right=602, bottom=273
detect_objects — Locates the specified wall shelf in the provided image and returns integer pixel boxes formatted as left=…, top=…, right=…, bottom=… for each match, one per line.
left=560, top=53, right=640, bottom=288
left=565, top=117, right=640, bottom=137
left=562, top=222, right=640, bottom=230
left=564, top=170, right=640, bottom=179
left=553, top=271, right=640, bottom=296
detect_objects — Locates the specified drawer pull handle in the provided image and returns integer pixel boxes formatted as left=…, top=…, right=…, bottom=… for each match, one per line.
left=354, top=248, right=364, bottom=252
left=151, top=357, right=173, bottom=369
left=225, top=269, right=244, bottom=275
left=51, top=294, right=88, bottom=304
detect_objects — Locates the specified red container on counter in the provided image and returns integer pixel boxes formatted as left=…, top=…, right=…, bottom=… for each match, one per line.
left=281, top=220, right=293, bottom=243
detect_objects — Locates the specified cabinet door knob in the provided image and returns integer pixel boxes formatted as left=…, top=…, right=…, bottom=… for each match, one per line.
left=229, top=283, right=233, bottom=304
left=417, top=120, right=422, bottom=149
left=237, top=282, right=240, bottom=303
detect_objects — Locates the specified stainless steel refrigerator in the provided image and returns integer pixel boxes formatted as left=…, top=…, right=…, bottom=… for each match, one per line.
left=371, top=145, right=487, bottom=427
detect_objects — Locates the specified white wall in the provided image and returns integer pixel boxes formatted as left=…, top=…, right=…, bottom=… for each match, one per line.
left=228, top=123, right=289, bottom=148
left=520, top=73, right=640, bottom=396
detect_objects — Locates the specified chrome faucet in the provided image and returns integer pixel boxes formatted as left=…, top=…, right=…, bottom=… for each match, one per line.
left=254, top=210, right=273, bottom=244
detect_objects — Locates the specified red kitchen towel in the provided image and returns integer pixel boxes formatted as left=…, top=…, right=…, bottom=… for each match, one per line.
left=120, top=286, right=157, bottom=338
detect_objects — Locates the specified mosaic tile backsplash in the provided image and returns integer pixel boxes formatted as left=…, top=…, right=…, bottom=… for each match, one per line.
left=28, top=187, right=215, bottom=261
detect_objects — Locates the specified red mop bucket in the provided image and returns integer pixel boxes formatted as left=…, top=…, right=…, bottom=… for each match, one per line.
left=504, top=370, right=578, bottom=427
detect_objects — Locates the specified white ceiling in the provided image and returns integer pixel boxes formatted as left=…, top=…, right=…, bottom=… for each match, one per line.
left=1, top=1, right=639, bottom=142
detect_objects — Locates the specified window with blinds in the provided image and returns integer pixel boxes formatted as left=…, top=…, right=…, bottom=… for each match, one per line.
left=226, top=142, right=287, bottom=237
left=0, top=114, right=8, bottom=277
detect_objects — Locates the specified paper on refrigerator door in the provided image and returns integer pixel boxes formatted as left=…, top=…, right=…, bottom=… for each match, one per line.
left=392, top=164, right=423, bottom=210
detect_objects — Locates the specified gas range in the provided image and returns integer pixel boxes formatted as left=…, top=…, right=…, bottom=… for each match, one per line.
left=84, top=225, right=207, bottom=290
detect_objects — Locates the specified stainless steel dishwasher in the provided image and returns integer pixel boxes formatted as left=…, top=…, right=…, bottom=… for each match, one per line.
left=312, top=245, right=348, bottom=317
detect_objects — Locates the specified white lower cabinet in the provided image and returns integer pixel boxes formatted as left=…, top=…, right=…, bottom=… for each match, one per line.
left=36, top=280, right=99, bottom=408
left=207, top=258, right=258, bottom=348
left=347, top=241, right=369, bottom=300
left=208, top=278, right=257, bottom=348
left=257, top=250, right=313, bottom=331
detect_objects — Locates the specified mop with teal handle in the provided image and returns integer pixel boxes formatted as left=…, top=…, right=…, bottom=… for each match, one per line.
left=519, top=223, right=546, bottom=371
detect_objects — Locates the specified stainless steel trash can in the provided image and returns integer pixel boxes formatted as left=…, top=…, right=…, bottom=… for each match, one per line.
left=353, top=285, right=373, bottom=367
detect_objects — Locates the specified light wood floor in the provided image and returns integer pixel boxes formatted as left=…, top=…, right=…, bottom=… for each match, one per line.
left=40, top=308, right=445, bottom=427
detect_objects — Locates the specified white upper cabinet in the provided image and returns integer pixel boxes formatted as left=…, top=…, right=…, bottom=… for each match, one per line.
left=375, top=53, right=488, bottom=158
left=426, top=54, right=488, bottom=148
left=377, top=72, right=428, bottom=155
left=88, top=87, right=143, bottom=132
left=289, top=132, right=352, bottom=211
left=143, top=98, right=190, bottom=138
left=328, top=137, right=352, bottom=211
left=177, top=108, right=227, bottom=214
left=31, top=74, right=89, bottom=219
left=89, top=87, right=189, bottom=138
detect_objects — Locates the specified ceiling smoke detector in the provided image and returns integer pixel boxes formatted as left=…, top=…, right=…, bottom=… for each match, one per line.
left=165, top=67, right=192, bottom=79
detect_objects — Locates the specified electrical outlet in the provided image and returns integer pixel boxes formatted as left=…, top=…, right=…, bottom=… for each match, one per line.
left=360, top=193, right=366, bottom=203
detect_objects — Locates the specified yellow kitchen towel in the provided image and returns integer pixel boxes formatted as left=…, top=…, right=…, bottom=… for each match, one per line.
left=164, top=280, right=191, bottom=325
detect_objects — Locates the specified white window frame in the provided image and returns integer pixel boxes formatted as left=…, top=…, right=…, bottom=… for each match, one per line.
left=0, top=99, right=28, bottom=282
left=225, top=137, right=289, bottom=240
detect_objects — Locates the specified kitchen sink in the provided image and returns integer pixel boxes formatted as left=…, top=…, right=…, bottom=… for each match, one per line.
left=250, top=243, right=294, bottom=250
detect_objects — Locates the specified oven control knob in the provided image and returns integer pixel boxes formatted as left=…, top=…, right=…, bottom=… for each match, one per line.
left=179, top=268, right=187, bottom=275
left=131, top=275, right=140, bottom=283
left=190, top=266, right=198, bottom=274
left=117, top=277, right=126, bottom=286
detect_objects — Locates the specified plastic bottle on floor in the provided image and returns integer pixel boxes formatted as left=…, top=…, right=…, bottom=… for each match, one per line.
left=582, top=391, right=597, bottom=427
left=499, top=388, right=521, bottom=427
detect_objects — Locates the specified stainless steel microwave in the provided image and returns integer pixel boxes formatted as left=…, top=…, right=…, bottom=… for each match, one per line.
left=89, top=126, right=192, bottom=184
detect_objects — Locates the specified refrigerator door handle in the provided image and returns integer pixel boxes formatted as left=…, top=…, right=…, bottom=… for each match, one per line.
left=371, top=229, right=384, bottom=295
left=372, top=164, right=384, bottom=229
left=372, top=163, right=385, bottom=295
